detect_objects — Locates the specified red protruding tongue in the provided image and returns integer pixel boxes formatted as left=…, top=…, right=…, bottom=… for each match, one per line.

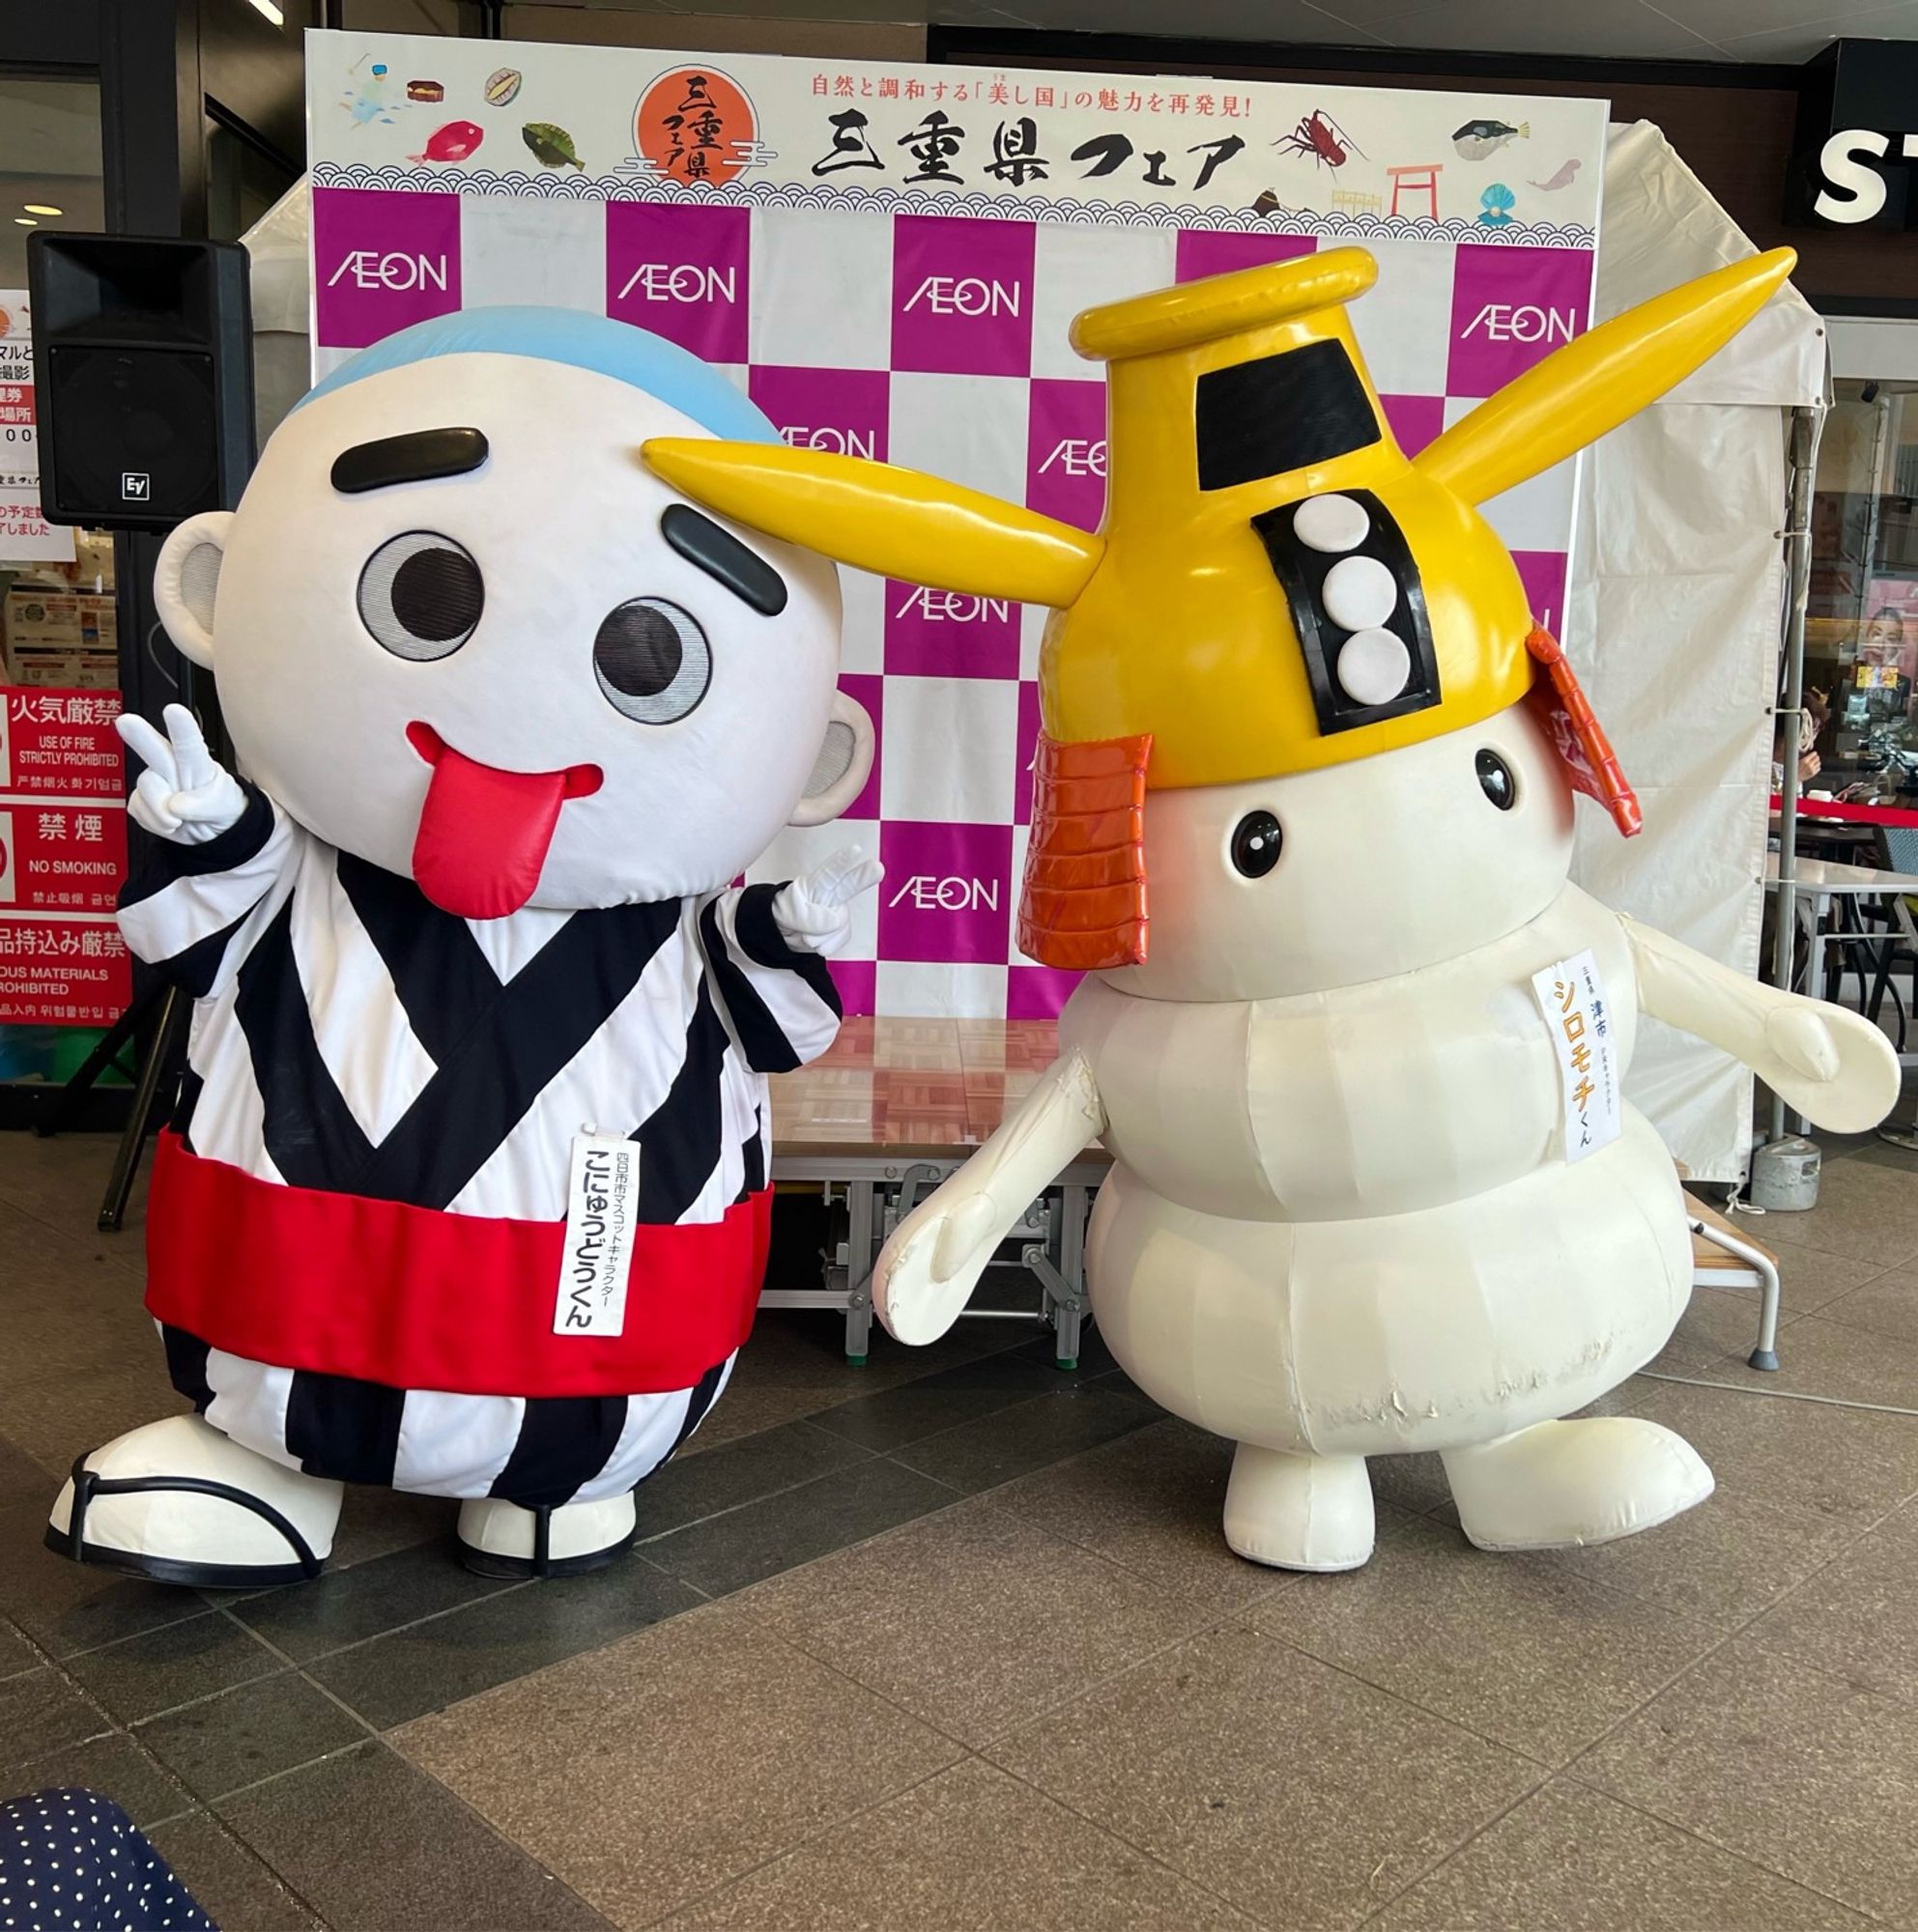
left=408, top=724, right=599, bottom=921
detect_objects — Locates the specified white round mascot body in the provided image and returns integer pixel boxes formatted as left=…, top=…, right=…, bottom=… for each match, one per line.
left=47, top=309, right=877, bottom=1585
left=644, top=245, right=1900, bottom=1572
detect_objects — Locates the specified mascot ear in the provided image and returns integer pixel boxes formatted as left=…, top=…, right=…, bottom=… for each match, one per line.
left=153, top=511, right=235, bottom=668
left=789, top=689, right=875, bottom=828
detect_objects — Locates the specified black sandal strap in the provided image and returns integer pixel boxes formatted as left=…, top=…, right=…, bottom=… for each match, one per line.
left=66, top=1454, right=323, bottom=1579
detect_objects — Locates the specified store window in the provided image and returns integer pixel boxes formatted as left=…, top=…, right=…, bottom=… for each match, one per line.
left=1806, top=366, right=1918, bottom=810
left=0, top=76, right=129, bottom=1087
left=207, top=114, right=297, bottom=247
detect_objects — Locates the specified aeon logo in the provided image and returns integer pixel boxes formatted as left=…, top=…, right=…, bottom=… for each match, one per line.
left=889, top=874, right=1001, bottom=912
left=1039, top=438, right=1107, bottom=478
left=616, top=263, right=737, bottom=303
left=326, top=251, right=448, bottom=292
left=904, top=275, right=1021, bottom=317
left=781, top=424, right=877, bottom=458
left=1463, top=303, right=1574, bottom=345
left=896, top=585, right=1011, bottom=623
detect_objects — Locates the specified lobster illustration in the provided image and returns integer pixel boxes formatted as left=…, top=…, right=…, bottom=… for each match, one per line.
left=1274, top=109, right=1363, bottom=169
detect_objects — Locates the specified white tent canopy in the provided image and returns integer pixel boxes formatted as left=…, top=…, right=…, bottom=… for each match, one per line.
left=243, top=124, right=1820, bottom=1181
left=1567, top=120, right=1824, bottom=1181
left=242, top=177, right=312, bottom=450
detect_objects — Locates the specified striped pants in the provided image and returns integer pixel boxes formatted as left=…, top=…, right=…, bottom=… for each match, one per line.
left=159, top=1324, right=733, bottom=1507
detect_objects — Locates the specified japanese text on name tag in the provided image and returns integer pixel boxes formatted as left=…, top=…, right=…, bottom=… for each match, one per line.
left=1531, top=949, right=1620, bottom=1164
left=556, top=1133, right=639, bottom=1337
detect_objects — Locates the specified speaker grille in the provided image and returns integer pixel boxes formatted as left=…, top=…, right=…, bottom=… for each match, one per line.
left=44, top=346, right=220, bottom=523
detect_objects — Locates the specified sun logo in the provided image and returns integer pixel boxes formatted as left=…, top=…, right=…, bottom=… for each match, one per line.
left=633, top=67, right=759, bottom=187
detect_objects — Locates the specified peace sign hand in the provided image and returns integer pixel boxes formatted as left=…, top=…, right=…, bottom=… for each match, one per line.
left=116, top=704, right=246, bottom=845
left=770, top=845, right=883, bottom=958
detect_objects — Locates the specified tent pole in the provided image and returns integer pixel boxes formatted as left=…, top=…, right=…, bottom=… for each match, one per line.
left=1767, top=402, right=1824, bottom=1148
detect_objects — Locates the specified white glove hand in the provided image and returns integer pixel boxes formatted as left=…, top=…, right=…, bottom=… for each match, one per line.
left=1748, top=996, right=1900, bottom=1135
left=874, top=1190, right=1005, bottom=1345
left=117, top=704, right=246, bottom=845
left=770, top=845, right=882, bottom=958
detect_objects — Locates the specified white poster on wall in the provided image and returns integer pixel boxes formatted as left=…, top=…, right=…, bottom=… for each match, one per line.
left=0, top=293, right=75, bottom=565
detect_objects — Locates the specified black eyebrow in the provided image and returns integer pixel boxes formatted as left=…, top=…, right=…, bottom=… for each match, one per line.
left=660, top=503, right=787, bottom=616
left=330, top=427, right=490, bottom=495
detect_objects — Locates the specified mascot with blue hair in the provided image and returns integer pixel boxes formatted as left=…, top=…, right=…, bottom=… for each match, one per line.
left=44, top=310, right=878, bottom=1584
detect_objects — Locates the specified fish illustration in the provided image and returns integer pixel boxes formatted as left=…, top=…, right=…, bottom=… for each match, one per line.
left=1529, top=156, right=1583, bottom=192
left=410, top=120, right=484, bottom=164
left=485, top=67, right=523, bottom=107
left=1452, top=118, right=1529, bottom=161
left=523, top=121, right=584, bottom=170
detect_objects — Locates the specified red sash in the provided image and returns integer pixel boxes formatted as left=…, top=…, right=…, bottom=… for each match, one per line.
left=144, top=1131, right=771, bottom=1398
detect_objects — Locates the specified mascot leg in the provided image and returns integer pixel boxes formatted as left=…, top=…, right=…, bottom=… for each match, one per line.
left=455, top=1496, right=639, bottom=1580
left=45, top=1414, right=343, bottom=1588
left=1223, top=1444, right=1375, bottom=1572
left=1441, top=1416, right=1714, bottom=1552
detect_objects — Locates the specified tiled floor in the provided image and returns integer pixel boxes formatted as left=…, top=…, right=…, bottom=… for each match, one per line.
left=2, top=1130, right=1917, bottom=1930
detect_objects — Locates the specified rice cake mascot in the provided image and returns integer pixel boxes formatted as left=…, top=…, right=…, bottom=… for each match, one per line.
left=644, top=245, right=1899, bottom=1573
left=46, top=309, right=877, bottom=1585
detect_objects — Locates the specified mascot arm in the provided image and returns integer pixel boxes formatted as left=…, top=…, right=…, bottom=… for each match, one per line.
left=1622, top=915, right=1901, bottom=1134
left=701, top=882, right=840, bottom=1069
left=873, top=1051, right=1105, bottom=1346
left=117, top=781, right=296, bottom=998
left=701, top=848, right=881, bottom=1072
left=115, top=703, right=297, bottom=999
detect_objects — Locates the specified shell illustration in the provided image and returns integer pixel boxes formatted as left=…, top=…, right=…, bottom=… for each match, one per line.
left=485, top=68, right=523, bottom=108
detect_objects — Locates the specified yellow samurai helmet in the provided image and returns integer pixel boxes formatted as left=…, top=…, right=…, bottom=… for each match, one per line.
left=648, top=242, right=1791, bottom=784
left=644, top=242, right=1793, bottom=964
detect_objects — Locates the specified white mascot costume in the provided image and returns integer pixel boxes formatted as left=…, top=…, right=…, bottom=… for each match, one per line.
left=644, top=244, right=1901, bottom=1573
left=46, top=309, right=877, bottom=1585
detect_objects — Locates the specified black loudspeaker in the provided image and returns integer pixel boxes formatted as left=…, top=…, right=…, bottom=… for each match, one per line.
left=27, top=233, right=254, bottom=530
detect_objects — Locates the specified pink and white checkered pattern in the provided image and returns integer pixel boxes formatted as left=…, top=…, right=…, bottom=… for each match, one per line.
left=312, top=189, right=1590, bottom=1020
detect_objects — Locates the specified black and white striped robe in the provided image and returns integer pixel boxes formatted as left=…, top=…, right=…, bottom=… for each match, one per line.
left=119, top=783, right=840, bottom=1508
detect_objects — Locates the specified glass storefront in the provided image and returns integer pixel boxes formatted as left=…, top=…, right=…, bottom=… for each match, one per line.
left=0, top=74, right=127, bottom=1087
left=1806, top=364, right=1918, bottom=810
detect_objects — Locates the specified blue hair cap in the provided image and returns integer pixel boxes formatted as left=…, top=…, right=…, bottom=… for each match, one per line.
left=299, top=305, right=775, bottom=443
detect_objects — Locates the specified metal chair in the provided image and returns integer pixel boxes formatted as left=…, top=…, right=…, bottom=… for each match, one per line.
left=1860, top=825, right=1918, bottom=1045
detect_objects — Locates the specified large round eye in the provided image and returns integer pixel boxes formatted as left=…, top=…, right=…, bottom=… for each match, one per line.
left=1475, top=749, right=1518, bottom=811
left=592, top=598, right=711, bottom=724
left=357, top=531, right=483, bottom=661
left=1230, top=809, right=1283, bottom=878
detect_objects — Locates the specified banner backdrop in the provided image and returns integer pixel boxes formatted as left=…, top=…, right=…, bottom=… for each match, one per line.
left=306, top=29, right=1607, bottom=1018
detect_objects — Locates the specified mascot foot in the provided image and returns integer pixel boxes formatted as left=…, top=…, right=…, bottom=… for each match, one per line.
left=1223, top=1444, right=1374, bottom=1572
left=46, top=1414, right=343, bottom=1589
left=1442, top=1417, right=1714, bottom=1552
left=456, top=1493, right=638, bottom=1580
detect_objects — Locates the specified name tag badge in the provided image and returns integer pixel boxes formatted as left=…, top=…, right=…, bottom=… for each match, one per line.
left=1531, top=949, right=1621, bottom=1165
left=555, top=1132, right=640, bottom=1338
